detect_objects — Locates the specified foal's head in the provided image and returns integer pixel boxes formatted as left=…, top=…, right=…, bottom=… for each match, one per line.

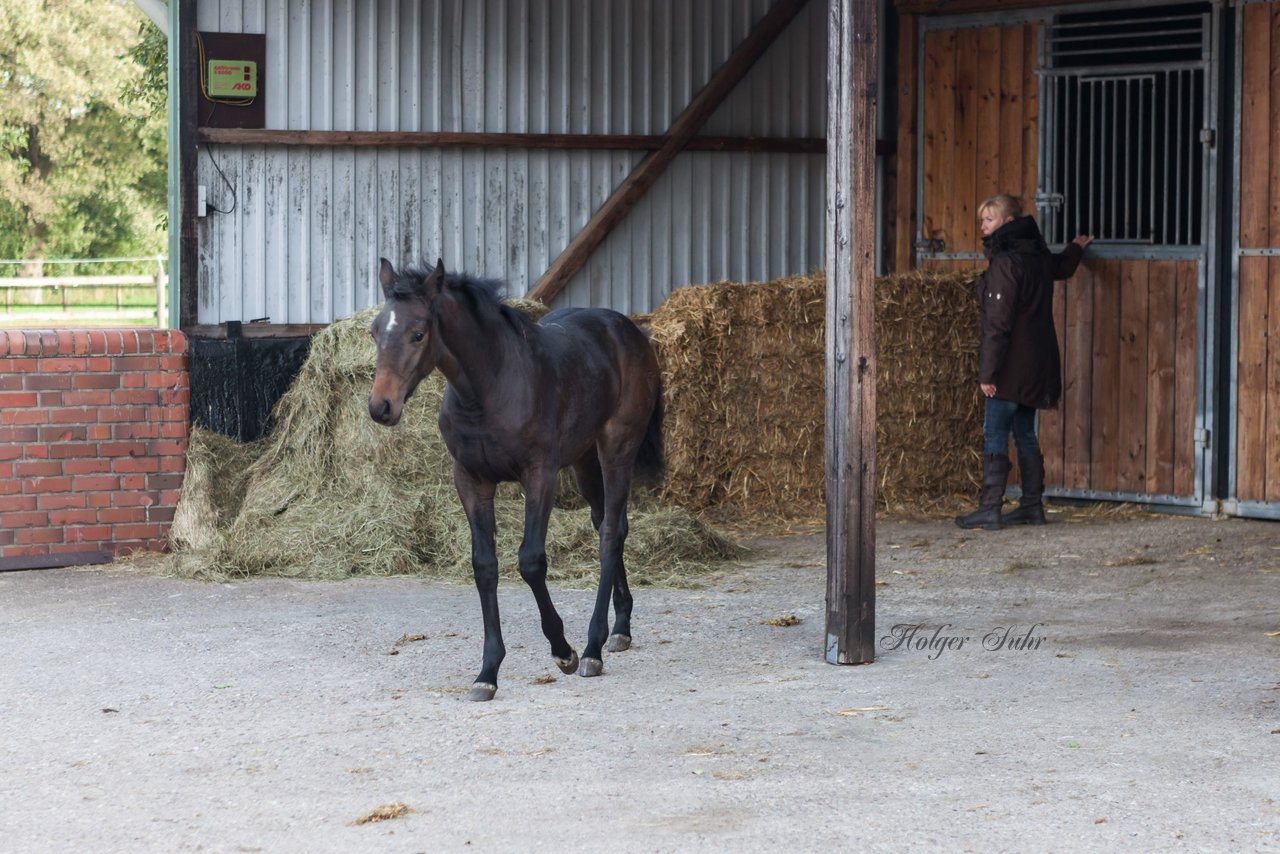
left=368, top=257, right=446, bottom=427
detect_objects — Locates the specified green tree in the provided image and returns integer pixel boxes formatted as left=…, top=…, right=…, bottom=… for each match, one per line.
left=123, top=17, right=169, bottom=116
left=0, top=0, right=166, bottom=274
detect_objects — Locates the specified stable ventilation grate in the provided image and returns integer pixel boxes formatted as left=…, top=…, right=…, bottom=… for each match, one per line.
left=1046, top=3, right=1210, bottom=69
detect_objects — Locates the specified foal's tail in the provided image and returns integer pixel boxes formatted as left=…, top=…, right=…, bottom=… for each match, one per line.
left=634, top=376, right=665, bottom=485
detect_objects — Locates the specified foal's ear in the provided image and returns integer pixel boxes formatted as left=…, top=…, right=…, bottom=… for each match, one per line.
left=378, top=258, right=397, bottom=299
left=424, top=257, right=446, bottom=292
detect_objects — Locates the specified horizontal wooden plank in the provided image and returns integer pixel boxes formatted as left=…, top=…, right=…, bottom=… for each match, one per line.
left=0, top=310, right=159, bottom=324
left=0, top=276, right=158, bottom=287
left=897, top=0, right=1096, bottom=14
left=186, top=323, right=327, bottom=339
left=197, top=128, right=853, bottom=154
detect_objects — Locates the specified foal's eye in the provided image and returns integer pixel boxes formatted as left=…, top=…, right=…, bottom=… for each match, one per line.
left=412, top=331, right=425, bottom=343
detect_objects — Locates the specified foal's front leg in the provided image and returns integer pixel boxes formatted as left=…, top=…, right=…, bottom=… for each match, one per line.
left=455, top=467, right=504, bottom=702
left=519, top=466, right=579, bottom=675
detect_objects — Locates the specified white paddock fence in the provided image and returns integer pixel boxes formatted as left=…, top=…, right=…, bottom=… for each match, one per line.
left=0, top=273, right=168, bottom=326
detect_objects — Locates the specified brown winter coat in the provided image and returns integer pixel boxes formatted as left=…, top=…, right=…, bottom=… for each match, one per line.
left=976, top=216, right=1084, bottom=410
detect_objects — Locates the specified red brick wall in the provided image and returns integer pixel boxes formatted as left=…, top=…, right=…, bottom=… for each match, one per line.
left=0, top=329, right=189, bottom=567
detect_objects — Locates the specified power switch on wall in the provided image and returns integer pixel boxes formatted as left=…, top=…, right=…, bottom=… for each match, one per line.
left=198, top=185, right=207, bottom=218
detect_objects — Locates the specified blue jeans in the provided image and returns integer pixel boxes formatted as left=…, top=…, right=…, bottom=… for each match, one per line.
left=983, top=398, right=1039, bottom=457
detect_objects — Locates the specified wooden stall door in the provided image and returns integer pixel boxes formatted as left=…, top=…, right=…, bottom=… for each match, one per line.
left=915, top=11, right=1207, bottom=507
left=1232, top=0, right=1280, bottom=516
left=1039, top=259, right=1200, bottom=503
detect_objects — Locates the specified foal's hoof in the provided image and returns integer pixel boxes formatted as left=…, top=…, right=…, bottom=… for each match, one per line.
left=466, top=682, right=497, bottom=702
left=606, top=634, right=632, bottom=653
left=554, top=651, right=580, bottom=675
left=578, top=657, right=604, bottom=678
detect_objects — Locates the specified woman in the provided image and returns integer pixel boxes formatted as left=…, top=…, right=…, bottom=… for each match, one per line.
left=955, top=194, right=1092, bottom=530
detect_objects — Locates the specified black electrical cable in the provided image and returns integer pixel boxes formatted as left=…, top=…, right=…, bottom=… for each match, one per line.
left=201, top=145, right=237, bottom=215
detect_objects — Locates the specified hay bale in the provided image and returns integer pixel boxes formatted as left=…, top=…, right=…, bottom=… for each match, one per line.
left=649, top=275, right=826, bottom=523
left=875, top=268, right=984, bottom=513
left=648, top=268, right=984, bottom=522
left=167, top=302, right=741, bottom=584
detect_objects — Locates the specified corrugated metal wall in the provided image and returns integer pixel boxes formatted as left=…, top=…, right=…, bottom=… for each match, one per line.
left=195, top=0, right=827, bottom=323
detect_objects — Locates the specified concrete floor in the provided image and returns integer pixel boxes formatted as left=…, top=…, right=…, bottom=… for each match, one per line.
left=2, top=509, right=1277, bottom=853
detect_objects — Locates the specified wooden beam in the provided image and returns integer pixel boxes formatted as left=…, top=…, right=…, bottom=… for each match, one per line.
left=186, top=323, right=327, bottom=340
left=825, top=0, right=878, bottom=665
left=198, top=128, right=829, bottom=154
left=179, top=0, right=199, bottom=330
left=526, top=0, right=815, bottom=305
left=894, top=12, right=919, bottom=272
left=896, top=0, right=1096, bottom=14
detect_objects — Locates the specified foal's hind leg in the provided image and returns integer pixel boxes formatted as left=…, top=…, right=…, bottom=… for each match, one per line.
left=572, top=455, right=632, bottom=656
left=578, top=455, right=637, bottom=677
left=519, top=465, right=579, bottom=676
left=607, top=568, right=634, bottom=653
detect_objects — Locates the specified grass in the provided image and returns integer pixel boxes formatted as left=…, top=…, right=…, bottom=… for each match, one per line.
left=0, top=283, right=163, bottom=327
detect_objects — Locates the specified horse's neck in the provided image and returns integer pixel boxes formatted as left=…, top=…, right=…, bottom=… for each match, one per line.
left=436, top=302, right=530, bottom=406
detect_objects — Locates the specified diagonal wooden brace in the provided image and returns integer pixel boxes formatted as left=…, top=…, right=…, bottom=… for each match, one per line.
left=526, top=0, right=814, bottom=305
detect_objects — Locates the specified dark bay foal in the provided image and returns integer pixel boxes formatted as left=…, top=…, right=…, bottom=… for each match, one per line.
left=368, top=258, right=663, bottom=701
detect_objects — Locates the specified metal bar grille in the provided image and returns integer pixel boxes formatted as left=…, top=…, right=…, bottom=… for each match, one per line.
left=1040, top=23, right=1207, bottom=248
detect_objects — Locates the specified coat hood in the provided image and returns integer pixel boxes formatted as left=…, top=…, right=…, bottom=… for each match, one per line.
left=983, top=215, right=1050, bottom=258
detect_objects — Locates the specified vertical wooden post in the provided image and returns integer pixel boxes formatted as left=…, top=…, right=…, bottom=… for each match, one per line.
left=156, top=270, right=167, bottom=327
left=894, top=12, right=919, bottom=273
left=824, top=0, right=878, bottom=665
left=178, top=0, right=199, bottom=329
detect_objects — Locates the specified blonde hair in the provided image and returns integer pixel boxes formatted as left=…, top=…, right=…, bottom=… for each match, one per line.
left=979, top=194, right=1024, bottom=221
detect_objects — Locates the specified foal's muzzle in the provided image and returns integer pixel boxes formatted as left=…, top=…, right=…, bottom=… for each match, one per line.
left=368, top=394, right=401, bottom=426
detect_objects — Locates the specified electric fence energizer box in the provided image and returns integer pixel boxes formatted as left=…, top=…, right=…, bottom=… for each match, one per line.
left=196, top=31, right=265, bottom=129
left=206, top=59, right=257, bottom=98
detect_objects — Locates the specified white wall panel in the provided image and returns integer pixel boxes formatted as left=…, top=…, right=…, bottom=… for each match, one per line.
left=195, top=0, right=827, bottom=323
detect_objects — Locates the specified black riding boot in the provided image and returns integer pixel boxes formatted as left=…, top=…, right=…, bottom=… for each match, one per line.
left=954, top=453, right=1011, bottom=530
left=1004, top=451, right=1046, bottom=526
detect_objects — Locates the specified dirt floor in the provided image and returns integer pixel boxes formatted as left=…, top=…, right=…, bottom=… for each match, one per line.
left=2, top=506, right=1278, bottom=853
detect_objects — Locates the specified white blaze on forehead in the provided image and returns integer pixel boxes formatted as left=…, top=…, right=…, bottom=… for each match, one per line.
left=385, top=309, right=399, bottom=333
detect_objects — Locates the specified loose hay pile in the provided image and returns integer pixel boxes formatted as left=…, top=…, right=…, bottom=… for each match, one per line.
left=167, top=304, right=741, bottom=585
left=647, top=268, right=984, bottom=523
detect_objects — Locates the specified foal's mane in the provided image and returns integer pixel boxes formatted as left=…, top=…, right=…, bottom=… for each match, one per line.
left=394, top=263, right=532, bottom=334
